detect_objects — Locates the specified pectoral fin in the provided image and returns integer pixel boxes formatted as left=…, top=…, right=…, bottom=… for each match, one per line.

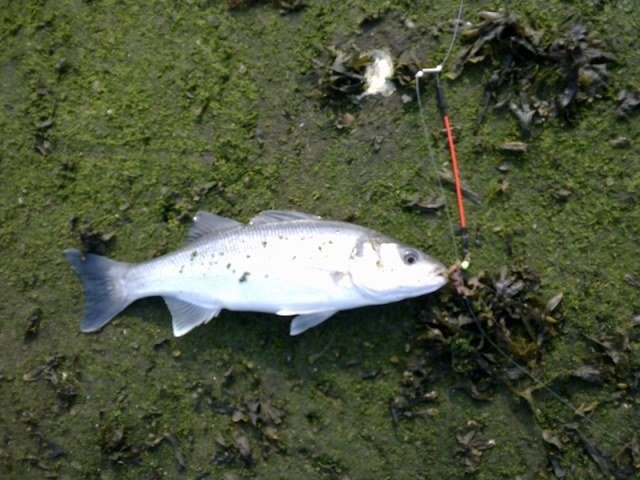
left=289, top=310, right=337, bottom=336
left=163, top=297, right=221, bottom=337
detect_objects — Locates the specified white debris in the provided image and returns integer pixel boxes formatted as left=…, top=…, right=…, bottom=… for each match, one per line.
left=359, top=49, right=396, bottom=100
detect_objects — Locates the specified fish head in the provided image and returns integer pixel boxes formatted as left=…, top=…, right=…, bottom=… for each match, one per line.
left=349, top=237, right=448, bottom=303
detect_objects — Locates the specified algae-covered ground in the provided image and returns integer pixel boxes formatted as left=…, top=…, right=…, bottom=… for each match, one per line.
left=1, top=0, right=639, bottom=478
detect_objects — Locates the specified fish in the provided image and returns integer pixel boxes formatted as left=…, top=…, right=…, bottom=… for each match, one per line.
left=64, top=210, right=448, bottom=336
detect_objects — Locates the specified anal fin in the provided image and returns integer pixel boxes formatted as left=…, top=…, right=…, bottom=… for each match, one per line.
left=289, top=310, right=337, bottom=336
left=163, top=297, right=221, bottom=336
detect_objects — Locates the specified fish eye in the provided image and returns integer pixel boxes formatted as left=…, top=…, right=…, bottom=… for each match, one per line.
left=402, top=250, right=419, bottom=265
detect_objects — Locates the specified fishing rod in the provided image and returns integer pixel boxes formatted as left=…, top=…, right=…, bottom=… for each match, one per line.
left=416, top=65, right=469, bottom=267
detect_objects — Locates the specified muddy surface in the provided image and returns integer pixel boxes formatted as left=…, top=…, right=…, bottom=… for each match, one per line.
left=1, top=1, right=639, bottom=479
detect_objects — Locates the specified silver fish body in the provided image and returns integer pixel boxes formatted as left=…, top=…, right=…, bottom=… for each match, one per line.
left=65, top=210, right=448, bottom=336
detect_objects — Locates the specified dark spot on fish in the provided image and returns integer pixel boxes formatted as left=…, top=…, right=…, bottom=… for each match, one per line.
left=331, top=271, right=346, bottom=285
left=262, top=241, right=267, bottom=247
left=354, top=238, right=369, bottom=257
left=190, top=250, right=198, bottom=259
left=226, top=263, right=231, bottom=269
left=246, top=254, right=251, bottom=259
left=239, top=272, right=250, bottom=283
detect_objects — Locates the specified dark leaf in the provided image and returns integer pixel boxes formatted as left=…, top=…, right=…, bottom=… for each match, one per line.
left=453, top=381, right=492, bottom=401
left=23, top=308, right=43, bottom=340
left=439, top=169, right=482, bottom=203
left=552, top=188, right=572, bottom=201
left=631, top=436, right=640, bottom=469
left=508, top=95, right=535, bottom=136
left=36, top=119, right=54, bottom=131
left=506, top=384, right=540, bottom=417
left=501, top=141, right=528, bottom=152
left=164, top=434, right=186, bottom=470
left=455, top=420, right=495, bottom=473
left=624, top=274, right=640, bottom=288
left=584, top=333, right=626, bottom=365
left=546, top=293, right=564, bottom=313
left=361, top=368, right=381, bottom=380
left=78, top=227, right=115, bottom=255
left=231, top=428, right=251, bottom=460
left=542, top=429, right=564, bottom=451
left=569, top=426, right=620, bottom=479
left=609, top=136, right=631, bottom=149
left=616, top=90, right=640, bottom=119
left=152, top=337, right=170, bottom=349
left=55, top=58, right=73, bottom=74
left=402, top=194, right=446, bottom=213
left=258, top=397, right=284, bottom=425
left=23, top=365, right=47, bottom=382
left=572, top=365, right=603, bottom=383
left=574, top=400, right=599, bottom=417
left=42, top=441, right=65, bottom=460
left=549, top=456, right=565, bottom=478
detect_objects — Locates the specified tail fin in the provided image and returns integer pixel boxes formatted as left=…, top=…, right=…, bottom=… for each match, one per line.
left=64, top=249, right=133, bottom=332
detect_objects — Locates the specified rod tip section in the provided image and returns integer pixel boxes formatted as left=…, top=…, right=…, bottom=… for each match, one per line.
left=416, top=65, right=443, bottom=78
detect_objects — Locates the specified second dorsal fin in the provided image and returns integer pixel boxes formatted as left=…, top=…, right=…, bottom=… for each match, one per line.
left=249, top=210, right=321, bottom=226
left=186, top=211, right=243, bottom=243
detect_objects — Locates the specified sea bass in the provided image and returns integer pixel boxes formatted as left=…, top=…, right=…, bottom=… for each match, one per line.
left=65, top=210, right=448, bottom=336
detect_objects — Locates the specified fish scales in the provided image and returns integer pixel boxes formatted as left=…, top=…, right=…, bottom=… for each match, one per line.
left=129, top=220, right=373, bottom=311
left=65, top=210, right=448, bottom=336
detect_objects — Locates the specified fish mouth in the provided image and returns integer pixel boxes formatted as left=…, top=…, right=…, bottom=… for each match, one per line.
left=415, top=264, right=448, bottom=295
left=435, top=269, right=449, bottom=287
left=430, top=265, right=449, bottom=289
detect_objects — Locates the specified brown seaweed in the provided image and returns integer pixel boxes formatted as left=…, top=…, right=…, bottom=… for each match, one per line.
left=455, top=420, right=496, bottom=473
left=449, top=12, right=616, bottom=133
left=392, top=263, right=640, bottom=477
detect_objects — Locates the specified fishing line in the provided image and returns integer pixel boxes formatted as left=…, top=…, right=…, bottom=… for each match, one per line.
left=415, top=0, right=469, bottom=266
left=413, top=1, right=631, bottom=450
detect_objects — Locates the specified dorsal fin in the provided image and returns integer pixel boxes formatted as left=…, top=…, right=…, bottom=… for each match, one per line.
left=186, top=211, right=243, bottom=243
left=249, top=210, right=321, bottom=226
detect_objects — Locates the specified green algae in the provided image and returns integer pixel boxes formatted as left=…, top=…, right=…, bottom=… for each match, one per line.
left=1, top=0, right=639, bottom=479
